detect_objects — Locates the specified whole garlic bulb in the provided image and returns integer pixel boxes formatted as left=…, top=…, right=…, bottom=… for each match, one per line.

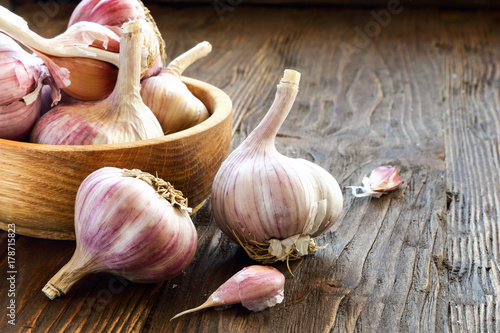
left=42, top=167, right=198, bottom=300
left=68, top=0, right=165, bottom=77
left=30, top=21, right=164, bottom=145
left=141, top=41, right=211, bottom=134
left=0, top=33, right=48, bottom=140
left=211, top=69, right=343, bottom=263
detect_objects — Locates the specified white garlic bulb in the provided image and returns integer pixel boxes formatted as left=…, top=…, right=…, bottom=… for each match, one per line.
left=30, top=20, right=164, bottom=145
left=211, top=69, right=343, bottom=263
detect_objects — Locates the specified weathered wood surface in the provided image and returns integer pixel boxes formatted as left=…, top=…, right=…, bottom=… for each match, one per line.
left=1, top=3, right=499, bottom=332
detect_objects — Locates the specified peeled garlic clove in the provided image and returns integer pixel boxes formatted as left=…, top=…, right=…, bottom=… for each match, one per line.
left=42, top=167, right=198, bottom=300
left=211, top=70, right=343, bottom=264
left=171, top=265, right=285, bottom=320
left=347, top=165, right=404, bottom=198
left=30, top=21, right=163, bottom=145
left=141, top=41, right=211, bottom=134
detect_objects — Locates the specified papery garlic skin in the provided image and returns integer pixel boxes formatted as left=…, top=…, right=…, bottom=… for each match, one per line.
left=211, top=70, right=343, bottom=263
left=30, top=21, right=163, bottom=145
left=69, top=0, right=146, bottom=27
left=0, top=34, right=48, bottom=140
left=171, top=265, right=285, bottom=320
left=347, top=165, right=404, bottom=198
left=141, top=41, right=211, bottom=134
left=42, top=167, right=198, bottom=300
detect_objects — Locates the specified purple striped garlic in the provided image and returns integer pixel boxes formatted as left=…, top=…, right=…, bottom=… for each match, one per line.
left=68, top=0, right=165, bottom=78
left=30, top=20, right=163, bottom=145
left=141, top=41, right=212, bottom=134
left=171, top=265, right=285, bottom=320
left=42, top=167, right=198, bottom=300
left=211, top=69, right=343, bottom=264
left=0, top=34, right=49, bottom=140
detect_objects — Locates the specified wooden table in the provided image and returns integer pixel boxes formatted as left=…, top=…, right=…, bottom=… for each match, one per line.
left=1, top=2, right=499, bottom=332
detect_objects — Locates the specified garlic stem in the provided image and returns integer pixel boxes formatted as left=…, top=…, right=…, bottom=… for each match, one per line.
left=165, top=41, right=212, bottom=77
left=246, top=70, right=300, bottom=147
left=109, top=22, right=142, bottom=102
left=170, top=298, right=217, bottom=320
left=0, top=5, right=119, bottom=66
left=42, top=253, right=95, bottom=300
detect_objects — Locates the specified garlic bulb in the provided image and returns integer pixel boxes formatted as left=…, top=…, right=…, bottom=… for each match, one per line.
left=211, top=70, right=343, bottom=263
left=30, top=21, right=164, bottom=145
left=42, top=167, right=198, bottom=300
left=0, top=33, right=48, bottom=140
left=171, top=265, right=285, bottom=320
left=347, top=165, right=404, bottom=198
left=141, top=41, right=211, bottom=134
left=68, top=0, right=166, bottom=78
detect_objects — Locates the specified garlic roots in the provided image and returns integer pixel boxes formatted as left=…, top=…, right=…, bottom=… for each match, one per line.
left=211, top=69, right=343, bottom=264
left=42, top=167, right=198, bottom=300
left=171, top=265, right=285, bottom=320
left=30, top=20, right=164, bottom=145
left=141, top=41, right=212, bottom=134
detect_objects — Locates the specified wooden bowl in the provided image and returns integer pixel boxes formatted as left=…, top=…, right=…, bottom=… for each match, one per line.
left=0, top=77, right=232, bottom=240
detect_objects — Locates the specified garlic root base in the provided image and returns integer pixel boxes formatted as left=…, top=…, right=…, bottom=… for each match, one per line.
left=231, top=230, right=324, bottom=270
left=42, top=283, right=64, bottom=300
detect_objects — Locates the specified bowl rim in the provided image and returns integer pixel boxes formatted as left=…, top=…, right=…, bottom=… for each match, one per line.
left=0, top=76, right=232, bottom=151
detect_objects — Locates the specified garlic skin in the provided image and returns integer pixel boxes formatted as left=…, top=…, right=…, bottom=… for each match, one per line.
left=42, top=167, right=198, bottom=300
left=171, top=265, right=285, bottom=320
left=211, top=70, right=343, bottom=263
left=347, top=165, right=404, bottom=198
left=69, top=0, right=146, bottom=27
left=141, top=41, right=211, bottom=134
left=30, top=21, right=164, bottom=145
left=0, top=33, right=48, bottom=140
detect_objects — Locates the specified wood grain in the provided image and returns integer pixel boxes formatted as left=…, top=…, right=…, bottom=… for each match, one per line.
left=0, top=3, right=499, bottom=333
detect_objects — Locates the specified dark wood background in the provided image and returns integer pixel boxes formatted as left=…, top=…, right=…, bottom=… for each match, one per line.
left=1, top=1, right=500, bottom=332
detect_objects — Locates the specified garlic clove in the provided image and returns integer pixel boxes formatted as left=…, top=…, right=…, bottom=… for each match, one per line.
left=347, top=165, right=404, bottom=198
left=367, top=165, right=404, bottom=192
left=141, top=41, right=212, bottom=134
left=170, top=265, right=285, bottom=320
left=36, top=52, right=118, bottom=101
left=43, top=167, right=198, bottom=299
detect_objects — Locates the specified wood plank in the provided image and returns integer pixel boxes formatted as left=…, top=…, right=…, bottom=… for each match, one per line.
left=0, top=3, right=499, bottom=333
